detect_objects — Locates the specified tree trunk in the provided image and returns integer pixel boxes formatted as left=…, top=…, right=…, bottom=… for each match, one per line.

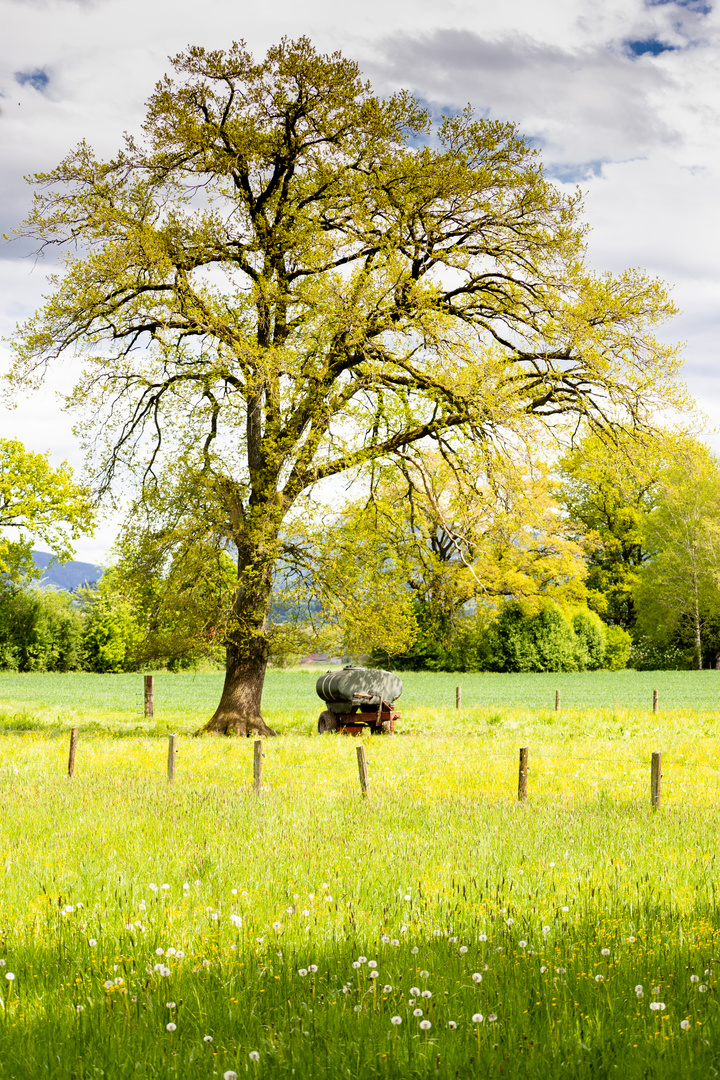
left=694, top=592, right=703, bottom=671
left=197, top=535, right=278, bottom=737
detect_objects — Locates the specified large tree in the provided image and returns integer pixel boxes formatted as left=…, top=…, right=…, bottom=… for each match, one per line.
left=8, top=39, right=683, bottom=735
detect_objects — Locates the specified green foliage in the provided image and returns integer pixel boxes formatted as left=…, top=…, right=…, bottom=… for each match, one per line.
left=0, top=588, right=84, bottom=671
left=8, top=39, right=685, bottom=721
left=0, top=439, right=95, bottom=585
left=488, top=601, right=579, bottom=672
left=604, top=624, right=633, bottom=670
left=572, top=609, right=607, bottom=671
left=79, top=582, right=142, bottom=673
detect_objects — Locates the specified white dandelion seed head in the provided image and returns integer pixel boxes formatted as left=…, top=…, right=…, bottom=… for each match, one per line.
left=478, top=934, right=487, bottom=942
left=103, top=980, right=113, bottom=989
left=595, top=974, right=604, bottom=982
left=410, top=987, right=420, bottom=996
left=649, top=1002, right=666, bottom=1011
left=309, top=965, right=318, bottom=973
left=231, top=889, right=238, bottom=895
left=681, top=1019, right=691, bottom=1030
left=391, top=939, right=399, bottom=947
left=519, top=940, right=527, bottom=949
left=298, top=969, right=308, bottom=977
left=390, top=1016, right=402, bottom=1025
left=421, top=990, right=432, bottom=998
left=459, top=945, right=468, bottom=954
left=249, top=1052, right=260, bottom=1062
left=652, top=986, right=661, bottom=995
left=161, top=884, right=170, bottom=891
left=419, top=970, right=429, bottom=978
left=628, top=936, right=636, bottom=943
left=381, top=935, right=390, bottom=943
left=203, top=1035, right=213, bottom=1042
left=166, top=1022, right=176, bottom=1031
left=368, top=960, right=377, bottom=968
left=115, top=977, right=123, bottom=985
left=488, top=1013, right=498, bottom=1022
left=472, top=973, right=483, bottom=983
left=411, top=946, right=419, bottom=955
left=556, top=967, right=566, bottom=975
left=156, top=949, right=164, bottom=956
left=635, top=985, right=644, bottom=993
left=272, top=922, right=282, bottom=931
left=542, top=926, right=550, bottom=934
left=352, top=962, right=361, bottom=969
left=166, top=948, right=176, bottom=957
left=383, top=985, right=392, bottom=993
left=449, top=936, right=457, bottom=943
left=472, top=1013, right=484, bottom=1023
left=65, top=905, right=74, bottom=913
left=690, top=974, right=699, bottom=983
left=176, top=951, right=185, bottom=960
left=540, top=966, right=547, bottom=973
left=223, top=1072, right=238, bottom=1080
left=88, top=939, right=97, bottom=947
left=413, top=1008, right=423, bottom=1017
left=166, top=1002, right=176, bottom=1009
left=561, top=906, right=569, bottom=913
left=404, top=894, right=412, bottom=901
left=358, top=956, right=367, bottom=964
left=448, top=1020, right=457, bottom=1029
left=419, top=1019, right=431, bottom=1029
left=601, top=948, right=610, bottom=956
left=506, top=918, right=514, bottom=926
left=149, top=884, right=158, bottom=892
left=301, top=909, right=310, bottom=917
left=699, top=984, right=708, bottom=992
left=5, top=972, right=15, bottom=982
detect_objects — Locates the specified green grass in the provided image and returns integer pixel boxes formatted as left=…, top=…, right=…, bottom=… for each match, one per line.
left=0, top=722, right=719, bottom=1077
left=1, top=673, right=720, bottom=1076
left=1, top=668, right=720, bottom=737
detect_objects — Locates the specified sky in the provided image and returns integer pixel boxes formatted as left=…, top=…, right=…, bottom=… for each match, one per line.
left=1, top=0, right=719, bottom=562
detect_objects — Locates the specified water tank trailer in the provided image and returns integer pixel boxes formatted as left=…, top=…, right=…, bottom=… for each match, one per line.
left=316, top=666, right=402, bottom=734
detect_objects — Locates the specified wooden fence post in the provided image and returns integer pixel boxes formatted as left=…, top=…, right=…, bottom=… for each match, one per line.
left=356, top=744, right=370, bottom=799
left=653, top=689, right=658, bottom=715
left=144, top=675, right=154, bottom=718
left=253, top=740, right=263, bottom=794
left=67, top=727, right=78, bottom=779
left=518, top=746, right=529, bottom=802
left=456, top=685, right=462, bottom=709
left=651, top=751, right=662, bottom=809
left=555, top=690, right=561, bottom=712
left=167, top=734, right=177, bottom=783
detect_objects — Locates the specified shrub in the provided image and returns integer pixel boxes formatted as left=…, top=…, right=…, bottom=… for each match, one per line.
left=604, top=625, right=632, bottom=670
left=489, top=601, right=577, bottom=673
left=572, top=609, right=607, bottom=671
left=0, top=588, right=84, bottom=671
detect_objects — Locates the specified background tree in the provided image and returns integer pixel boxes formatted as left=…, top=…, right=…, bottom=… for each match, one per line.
left=0, top=439, right=95, bottom=588
left=555, top=432, right=670, bottom=629
left=634, top=445, right=720, bottom=669
left=9, top=39, right=684, bottom=734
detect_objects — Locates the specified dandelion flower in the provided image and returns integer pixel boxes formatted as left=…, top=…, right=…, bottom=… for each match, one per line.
left=404, top=894, right=411, bottom=901
left=601, top=948, right=610, bottom=957
left=391, top=939, right=399, bottom=946
left=298, top=969, right=308, bottom=977
left=224, top=1072, right=238, bottom=1080
left=390, top=1016, right=402, bottom=1025
left=249, top=1052, right=260, bottom=1062
left=5, top=973, right=15, bottom=982
left=472, top=1013, right=483, bottom=1023
left=149, top=884, right=158, bottom=893
left=309, top=965, right=318, bottom=973
left=231, top=889, right=238, bottom=895
left=449, top=936, right=457, bottom=943
left=636, top=990, right=644, bottom=999
left=448, top=1020, right=457, bottom=1029
left=166, top=948, right=177, bottom=957
left=370, top=971, right=379, bottom=979
left=556, top=968, right=566, bottom=975
left=649, top=1002, right=666, bottom=1011
left=595, top=975, right=604, bottom=982
left=472, top=973, right=483, bottom=983
left=203, top=1035, right=213, bottom=1042
left=65, top=905, right=74, bottom=913
left=459, top=946, right=468, bottom=954
left=115, top=977, right=123, bottom=985
left=478, top=934, right=487, bottom=942
left=160, top=966, right=171, bottom=977
left=540, top=966, right=547, bottom=973
left=272, top=922, right=282, bottom=931
left=690, top=975, right=699, bottom=983
left=301, top=909, right=310, bottom=917
left=410, top=987, right=420, bottom=996
left=561, top=906, right=569, bottom=912
left=166, top=1022, right=176, bottom=1031
left=161, top=884, right=170, bottom=891
left=681, top=1020, right=691, bottom=1030
left=156, top=948, right=164, bottom=956
left=368, top=960, right=377, bottom=968
left=358, top=956, right=367, bottom=964
left=352, top=961, right=361, bottom=969
left=628, top=936, right=636, bottom=943
left=419, top=969, right=429, bottom=978
left=506, top=918, right=514, bottom=926
left=699, top=985, right=708, bottom=993
left=419, top=1019, right=431, bottom=1030
left=88, top=939, right=97, bottom=947
left=635, top=985, right=644, bottom=993
left=519, top=940, right=527, bottom=949
left=413, top=1008, right=423, bottom=1017
left=488, top=1013, right=498, bottom=1022
left=542, top=926, right=550, bottom=934
left=166, top=1002, right=176, bottom=1009
left=383, top=985, right=392, bottom=993
left=411, top=947, right=419, bottom=955
left=103, top=980, right=114, bottom=989
left=176, top=951, right=185, bottom=960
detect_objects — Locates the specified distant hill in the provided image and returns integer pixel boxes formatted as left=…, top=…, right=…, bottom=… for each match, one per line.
left=31, top=551, right=104, bottom=592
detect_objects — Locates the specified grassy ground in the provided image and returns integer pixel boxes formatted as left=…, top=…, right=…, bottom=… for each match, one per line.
left=0, top=714, right=719, bottom=1077
left=1, top=672, right=720, bottom=1077
left=1, top=668, right=720, bottom=735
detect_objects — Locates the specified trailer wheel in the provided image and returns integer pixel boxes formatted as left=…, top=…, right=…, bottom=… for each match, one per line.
left=317, top=710, right=338, bottom=733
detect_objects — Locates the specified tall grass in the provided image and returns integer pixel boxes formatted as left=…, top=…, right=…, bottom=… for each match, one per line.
left=0, top=730, right=719, bottom=1076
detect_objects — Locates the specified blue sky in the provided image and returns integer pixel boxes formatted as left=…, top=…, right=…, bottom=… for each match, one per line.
left=0, top=0, right=718, bottom=560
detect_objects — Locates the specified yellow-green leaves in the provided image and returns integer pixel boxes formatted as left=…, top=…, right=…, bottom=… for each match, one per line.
left=0, top=440, right=95, bottom=585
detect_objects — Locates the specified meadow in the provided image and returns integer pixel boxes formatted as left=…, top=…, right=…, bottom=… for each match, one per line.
left=0, top=670, right=720, bottom=1077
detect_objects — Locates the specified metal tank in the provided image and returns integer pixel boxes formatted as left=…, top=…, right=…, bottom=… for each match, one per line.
left=316, top=665, right=402, bottom=734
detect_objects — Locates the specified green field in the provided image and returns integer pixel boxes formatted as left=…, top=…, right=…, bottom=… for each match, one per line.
left=1, top=668, right=720, bottom=735
left=1, top=671, right=720, bottom=1077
